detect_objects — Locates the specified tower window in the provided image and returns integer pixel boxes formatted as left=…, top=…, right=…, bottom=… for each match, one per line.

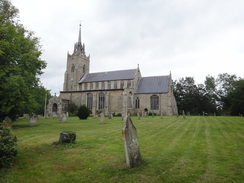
left=71, top=64, right=75, bottom=73
left=83, top=65, right=86, bottom=73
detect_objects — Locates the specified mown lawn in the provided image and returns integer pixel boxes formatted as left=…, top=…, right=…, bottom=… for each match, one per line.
left=0, top=116, right=243, bottom=183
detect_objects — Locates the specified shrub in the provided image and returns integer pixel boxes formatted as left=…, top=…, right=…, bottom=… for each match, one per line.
left=0, top=125, right=18, bottom=168
left=77, top=105, right=90, bottom=120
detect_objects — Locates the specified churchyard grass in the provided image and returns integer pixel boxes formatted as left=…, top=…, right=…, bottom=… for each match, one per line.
left=0, top=116, right=243, bottom=183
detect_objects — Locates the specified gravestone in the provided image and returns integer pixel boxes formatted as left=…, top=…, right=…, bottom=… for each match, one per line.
left=122, top=116, right=142, bottom=168
left=160, top=113, right=163, bottom=119
left=23, top=114, right=29, bottom=118
left=3, top=116, right=13, bottom=129
left=137, top=112, right=140, bottom=120
left=29, top=115, right=37, bottom=126
left=53, top=131, right=76, bottom=146
left=100, top=113, right=104, bottom=124
left=61, top=113, right=67, bottom=122
left=183, top=110, right=186, bottom=119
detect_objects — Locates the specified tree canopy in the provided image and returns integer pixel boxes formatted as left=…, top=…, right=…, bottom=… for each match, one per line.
left=174, top=74, right=244, bottom=116
left=0, top=0, right=47, bottom=121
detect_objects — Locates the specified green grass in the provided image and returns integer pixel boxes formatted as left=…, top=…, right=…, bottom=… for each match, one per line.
left=0, top=116, right=243, bottom=183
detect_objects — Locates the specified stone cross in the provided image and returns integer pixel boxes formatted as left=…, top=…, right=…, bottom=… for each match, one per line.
left=122, top=116, right=142, bottom=168
left=100, top=113, right=104, bottom=124
left=29, top=115, right=37, bottom=126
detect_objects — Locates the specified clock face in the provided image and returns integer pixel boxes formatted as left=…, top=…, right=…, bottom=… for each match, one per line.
left=70, top=78, right=74, bottom=82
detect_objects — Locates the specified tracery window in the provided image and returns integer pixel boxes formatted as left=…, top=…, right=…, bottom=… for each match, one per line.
left=87, top=93, right=93, bottom=110
left=98, top=93, right=105, bottom=110
left=150, top=95, right=159, bottom=110
left=135, top=97, right=140, bottom=109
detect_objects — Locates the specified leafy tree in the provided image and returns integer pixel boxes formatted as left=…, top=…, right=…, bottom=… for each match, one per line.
left=68, top=102, right=78, bottom=116
left=0, top=0, right=46, bottom=121
left=77, top=105, right=90, bottom=120
left=174, top=77, right=217, bottom=115
left=225, top=79, right=244, bottom=115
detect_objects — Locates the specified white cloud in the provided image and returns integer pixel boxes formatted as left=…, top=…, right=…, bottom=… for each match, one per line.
left=11, top=0, right=244, bottom=94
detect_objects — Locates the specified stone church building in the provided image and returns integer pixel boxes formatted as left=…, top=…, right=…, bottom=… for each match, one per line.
left=48, top=25, right=178, bottom=116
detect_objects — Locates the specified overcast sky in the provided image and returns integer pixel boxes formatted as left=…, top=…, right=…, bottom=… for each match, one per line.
left=12, top=0, right=244, bottom=95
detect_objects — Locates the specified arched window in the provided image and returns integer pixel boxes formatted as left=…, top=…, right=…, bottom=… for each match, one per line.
left=98, top=93, right=105, bottom=110
left=135, top=97, right=140, bottom=109
left=150, top=95, right=159, bottom=110
left=71, top=64, right=75, bottom=73
left=83, top=65, right=86, bottom=73
left=87, top=93, right=93, bottom=110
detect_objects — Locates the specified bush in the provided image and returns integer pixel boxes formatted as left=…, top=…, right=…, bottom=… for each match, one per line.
left=77, top=105, right=90, bottom=120
left=0, top=125, right=18, bottom=168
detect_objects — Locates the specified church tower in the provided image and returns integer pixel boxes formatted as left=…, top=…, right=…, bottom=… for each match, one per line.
left=63, top=24, right=90, bottom=91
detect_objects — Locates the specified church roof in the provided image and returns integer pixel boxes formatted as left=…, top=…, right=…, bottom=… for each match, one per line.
left=136, top=75, right=170, bottom=94
left=79, top=69, right=137, bottom=83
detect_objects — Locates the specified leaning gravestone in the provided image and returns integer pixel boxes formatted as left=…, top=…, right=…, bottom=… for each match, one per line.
left=61, top=113, right=67, bottom=123
left=29, top=115, right=37, bottom=126
left=3, top=116, right=13, bottom=129
left=122, top=116, right=142, bottom=168
left=100, top=113, right=104, bottom=124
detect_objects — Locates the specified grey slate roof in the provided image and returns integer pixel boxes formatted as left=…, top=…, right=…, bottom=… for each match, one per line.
left=79, top=69, right=137, bottom=83
left=136, top=75, right=170, bottom=94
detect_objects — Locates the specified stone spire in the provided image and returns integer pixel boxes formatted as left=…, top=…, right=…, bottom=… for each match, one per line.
left=73, top=24, right=85, bottom=55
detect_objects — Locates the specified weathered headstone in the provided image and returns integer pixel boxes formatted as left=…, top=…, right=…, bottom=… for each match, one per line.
left=137, top=112, right=140, bottom=120
left=122, top=116, right=142, bottom=168
left=100, top=113, right=104, bottom=124
left=3, top=116, right=13, bottom=129
left=160, top=112, right=163, bottom=119
left=183, top=110, right=186, bottom=119
left=29, top=115, right=37, bottom=126
left=23, top=114, right=29, bottom=118
left=53, top=131, right=76, bottom=146
left=61, top=113, right=67, bottom=123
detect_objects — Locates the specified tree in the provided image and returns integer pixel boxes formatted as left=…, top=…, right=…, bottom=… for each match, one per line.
left=174, top=77, right=217, bottom=115
left=0, top=0, right=46, bottom=121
